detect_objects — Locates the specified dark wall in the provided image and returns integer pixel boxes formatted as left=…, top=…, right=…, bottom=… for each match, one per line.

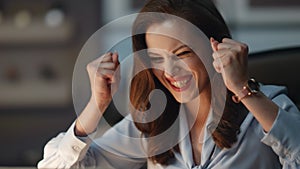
left=0, top=0, right=101, bottom=166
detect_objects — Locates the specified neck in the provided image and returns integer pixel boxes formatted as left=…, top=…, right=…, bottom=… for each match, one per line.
left=185, top=84, right=211, bottom=142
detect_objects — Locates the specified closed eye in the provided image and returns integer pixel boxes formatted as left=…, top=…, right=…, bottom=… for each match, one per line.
left=177, top=51, right=192, bottom=58
left=149, top=56, right=164, bottom=63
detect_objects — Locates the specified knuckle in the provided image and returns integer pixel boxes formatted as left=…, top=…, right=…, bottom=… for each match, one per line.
left=236, top=45, right=243, bottom=52
left=95, top=70, right=102, bottom=77
left=216, top=43, right=221, bottom=50
left=222, top=56, right=232, bottom=67
left=213, top=60, right=217, bottom=67
left=86, top=63, right=92, bottom=71
left=228, top=50, right=236, bottom=57
left=227, top=56, right=233, bottom=64
left=240, top=43, right=248, bottom=52
left=222, top=38, right=228, bottom=42
left=212, top=52, right=218, bottom=59
left=213, top=61, right=221, bottom=71
left=213, top=61, right=218, bottom=69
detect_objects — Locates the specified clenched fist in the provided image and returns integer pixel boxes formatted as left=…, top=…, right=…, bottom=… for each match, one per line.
left=86, top=52, right=120, bottom=112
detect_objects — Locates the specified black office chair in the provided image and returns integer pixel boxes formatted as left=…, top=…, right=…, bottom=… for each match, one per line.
left=248, top=46, right=300, bottom=108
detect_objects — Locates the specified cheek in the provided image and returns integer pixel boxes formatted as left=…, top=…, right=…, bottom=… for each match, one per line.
left=189, top=62, right=209, bottom=81
left=152, top=69, right=165, bottom=82
left=152, top=69, right=163, bottom=77
left=151, top=62, right=164, bottom=71
left=184, top=60, right=202, bottom=74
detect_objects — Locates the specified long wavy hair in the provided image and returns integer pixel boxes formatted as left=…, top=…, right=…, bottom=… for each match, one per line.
left=130, top=0, right=248, bottom=165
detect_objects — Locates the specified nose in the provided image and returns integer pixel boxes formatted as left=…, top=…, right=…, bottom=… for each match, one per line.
left=164, top=58, right=180, bottom=78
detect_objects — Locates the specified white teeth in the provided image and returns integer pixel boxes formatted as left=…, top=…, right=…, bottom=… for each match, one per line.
left=171, top=79, right=188, bottom=88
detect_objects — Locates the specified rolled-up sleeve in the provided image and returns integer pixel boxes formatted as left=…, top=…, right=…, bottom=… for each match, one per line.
left=261, top=94, right=300, bottom=168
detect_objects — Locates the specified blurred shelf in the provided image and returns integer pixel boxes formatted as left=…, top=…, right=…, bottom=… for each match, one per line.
left=0, top=80, right=71, bottom=107
left=0, top=20, right=75, bottom=45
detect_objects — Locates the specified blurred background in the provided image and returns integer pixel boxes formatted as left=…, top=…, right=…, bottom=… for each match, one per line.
left=0, top=0, right=299, bottom=167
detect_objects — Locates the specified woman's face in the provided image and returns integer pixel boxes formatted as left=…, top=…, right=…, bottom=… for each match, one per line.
left=145, top=21, right=210, bottom=103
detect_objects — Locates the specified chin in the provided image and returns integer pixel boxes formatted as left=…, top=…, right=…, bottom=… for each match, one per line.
left=173, top=91, right=199, bottom=103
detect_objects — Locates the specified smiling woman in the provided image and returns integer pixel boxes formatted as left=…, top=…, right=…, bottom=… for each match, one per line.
left=129, top=3, right=248, bottom=165
left=38, top=0, right=300, bottom=168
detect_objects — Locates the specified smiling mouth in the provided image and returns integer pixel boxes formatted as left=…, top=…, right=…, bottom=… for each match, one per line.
left=171, top=79, right=189, bottom=88
left=167, top=75, right=193, bottom=91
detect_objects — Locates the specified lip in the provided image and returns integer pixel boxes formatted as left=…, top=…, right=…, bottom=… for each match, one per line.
left=165, top=75, right=193, bottom=92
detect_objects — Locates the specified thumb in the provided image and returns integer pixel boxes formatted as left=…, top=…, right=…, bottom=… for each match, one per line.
left=210, top=37, right=219, bottom=52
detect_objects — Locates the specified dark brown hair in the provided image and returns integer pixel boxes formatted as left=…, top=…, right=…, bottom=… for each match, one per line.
left=130, top=0, right=248, bottom=165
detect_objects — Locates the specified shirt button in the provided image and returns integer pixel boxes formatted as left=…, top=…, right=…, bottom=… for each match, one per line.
left=286, top=153, right=292, bottom=160
left=72, top=145, right=81, bottom=152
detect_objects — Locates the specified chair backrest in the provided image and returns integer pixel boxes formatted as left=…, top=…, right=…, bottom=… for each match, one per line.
left=248, top=46, right=300, bottom=108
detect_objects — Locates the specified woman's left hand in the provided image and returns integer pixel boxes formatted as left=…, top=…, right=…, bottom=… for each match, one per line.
left=210, top=37, right=249, bottom=95
left=211, top=38, right=280, bottom=132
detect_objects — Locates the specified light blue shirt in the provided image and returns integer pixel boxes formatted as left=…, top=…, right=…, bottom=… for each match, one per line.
left=38, top=85, right=300, bottom=168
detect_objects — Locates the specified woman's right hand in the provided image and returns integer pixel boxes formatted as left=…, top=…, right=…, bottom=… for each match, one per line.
left=75, top=52, right=120, bottom=136
left=87, top=52, right=120, bottom=112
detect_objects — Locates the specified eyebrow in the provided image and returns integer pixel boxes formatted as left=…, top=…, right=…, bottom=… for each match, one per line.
left=147, top=44, right=188, bottom=56
left=147, top=51, right=161, bottom=57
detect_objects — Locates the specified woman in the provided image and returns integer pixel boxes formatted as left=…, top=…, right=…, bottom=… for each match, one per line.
left=38, top=0, right=300, bottom=168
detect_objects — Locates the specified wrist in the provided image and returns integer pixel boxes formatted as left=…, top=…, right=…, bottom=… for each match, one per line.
left=75, top=120, right=88, bottom=137
left=232, top=78, right=260, bottom=103
left=89, top=95, right=110, bottom=113
left=231, top=80, right=248, bottom=95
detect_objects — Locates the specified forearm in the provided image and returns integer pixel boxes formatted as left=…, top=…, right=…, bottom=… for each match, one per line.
left=75, top=97, right=109, bottom=136
left=241, top=92, right=279, bottom=132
